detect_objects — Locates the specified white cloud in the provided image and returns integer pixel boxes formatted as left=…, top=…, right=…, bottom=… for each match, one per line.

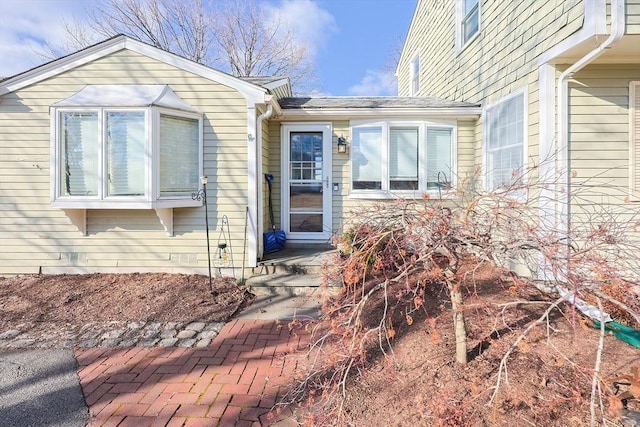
left=262, top=0, right=338, bottom=59
left=348, top=69, right=398, bottom=96
left=0, top=0, right=93, bottom=78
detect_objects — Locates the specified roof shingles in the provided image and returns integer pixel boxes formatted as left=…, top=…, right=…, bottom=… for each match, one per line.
left=279, top=96, right=479, bottom=109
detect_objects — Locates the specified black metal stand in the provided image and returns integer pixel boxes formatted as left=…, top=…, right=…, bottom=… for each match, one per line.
left=192, top=179, right=214, bottom=295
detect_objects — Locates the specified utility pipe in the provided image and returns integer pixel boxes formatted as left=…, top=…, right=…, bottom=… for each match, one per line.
left=556, top=0, right=625, bottom=274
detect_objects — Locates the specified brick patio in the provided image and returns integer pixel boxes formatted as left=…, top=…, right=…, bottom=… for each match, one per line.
left=75, top=319, right=311, bottom=426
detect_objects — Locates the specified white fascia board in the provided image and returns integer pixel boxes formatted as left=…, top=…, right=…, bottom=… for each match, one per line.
left=537, top=0, right=607, bottom=66
left=0, top=36, right=127, bottom=95
left=260, top=78, right=290, bottom=91
left=278, top=107, right=481, bottom=120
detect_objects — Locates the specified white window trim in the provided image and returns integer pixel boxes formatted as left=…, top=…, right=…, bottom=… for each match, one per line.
left=409, top=53, right=420, bottom=96
left=349, top=118, right=457, bottom=200
left=51, top=106, right=203, bottom=209
left=630, top=81, right=640, bottom=201
left=455, top=0, right=481, bottom=55
left=482, top=88, right=528, bottom=192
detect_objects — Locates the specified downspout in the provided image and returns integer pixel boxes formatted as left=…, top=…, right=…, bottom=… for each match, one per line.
left=556, top=0, right=625, bottom=275
left=255, top=99, right=274, bottom=260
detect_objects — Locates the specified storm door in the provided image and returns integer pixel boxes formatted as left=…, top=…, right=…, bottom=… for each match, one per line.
left=282, top=123, right=332, bottom=240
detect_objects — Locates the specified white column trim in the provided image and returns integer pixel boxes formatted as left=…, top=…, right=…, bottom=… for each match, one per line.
left=247, top=107, right=258, bottom=268
left=538, top=64, right=557, bottom=281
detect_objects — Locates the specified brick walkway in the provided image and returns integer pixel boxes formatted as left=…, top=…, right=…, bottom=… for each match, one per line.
left=75, top=319, right=311, bottom=426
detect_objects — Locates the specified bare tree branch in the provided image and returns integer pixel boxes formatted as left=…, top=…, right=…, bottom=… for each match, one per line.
left=38, top=0, right=317, bottom=92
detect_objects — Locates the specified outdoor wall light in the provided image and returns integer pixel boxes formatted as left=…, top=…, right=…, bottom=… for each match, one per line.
left=337, top=136, right=348, bottom=154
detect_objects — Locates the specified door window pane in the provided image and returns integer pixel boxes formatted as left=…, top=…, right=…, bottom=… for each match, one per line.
left=290, top=132, right=322, bottom=180
left=352, top=126, right=382, bottom=190
left=290, top=214, right=323, bottom=232
left=290, top=184, right=322, bottom=212
left=61, top=112, right=99, bottom=196
left=106, top=111, right=145, bottom=196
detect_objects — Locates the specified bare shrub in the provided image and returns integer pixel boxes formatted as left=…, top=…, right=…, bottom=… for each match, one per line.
left=281, top=165, right=640, bottom=425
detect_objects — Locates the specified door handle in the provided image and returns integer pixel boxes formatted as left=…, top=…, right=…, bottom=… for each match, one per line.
left=325, top=176, right=329, bottom=189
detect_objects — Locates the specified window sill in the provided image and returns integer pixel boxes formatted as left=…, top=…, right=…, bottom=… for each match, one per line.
left=455, top=31, right=480, bottom=56
left=348, top=190, right=455, bottom=200
left=52, top=198, right=202, bottom=210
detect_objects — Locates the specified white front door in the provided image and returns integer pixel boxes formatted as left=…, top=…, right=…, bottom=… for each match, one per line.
left=281, top=123, right=333, bottom=241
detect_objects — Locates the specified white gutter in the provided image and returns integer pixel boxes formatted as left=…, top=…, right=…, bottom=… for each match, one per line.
left=278, top=107, right=481, bottom=119
left=556, top=0, right=625, bottom=273
left=254, top=99, right=274, bottom=262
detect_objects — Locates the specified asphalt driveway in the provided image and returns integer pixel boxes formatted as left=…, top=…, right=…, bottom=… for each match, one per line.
left=0, top=349, right=88, bottom=427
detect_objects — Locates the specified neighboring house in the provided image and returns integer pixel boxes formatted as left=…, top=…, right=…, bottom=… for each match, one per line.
left=396, top=0, right=640, bottom=266
left=0, top=34, right=481, bottom=276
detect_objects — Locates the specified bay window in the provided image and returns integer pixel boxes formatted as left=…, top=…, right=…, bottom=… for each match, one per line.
left=351, top=120, right=455, bottom=197
left=52, top=85, right=203, bottom=209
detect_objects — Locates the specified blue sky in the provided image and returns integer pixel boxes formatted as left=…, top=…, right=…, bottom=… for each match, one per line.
left=0, top=0, right=417, bottom=95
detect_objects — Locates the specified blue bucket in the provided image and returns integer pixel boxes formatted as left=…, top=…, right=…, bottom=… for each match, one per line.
left=264, top=173, right=286, bottom=253
left=264, top=230, right=286, bottom=254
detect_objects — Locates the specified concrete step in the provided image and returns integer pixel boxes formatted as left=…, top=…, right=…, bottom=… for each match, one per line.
left=245, top=272, right=323, bottom=288
left=256, top=243, right=335, bottom=276
left=254, top=263, right=323, bottom=275
left=235, top=285, right=325, bottom=321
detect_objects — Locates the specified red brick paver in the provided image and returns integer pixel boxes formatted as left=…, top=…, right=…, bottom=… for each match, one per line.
left=75, top=320, right=311, bottom=427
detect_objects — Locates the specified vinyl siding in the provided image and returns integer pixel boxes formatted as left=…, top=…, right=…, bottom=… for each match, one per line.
left=626, top=0, right=640, bottom=33
left=568, top=64, right=640, bottom=211
left=397, top=0, right=585, bottom=184
left=339, top=119, right=477, bottom=232
left=267, top=121, right=282, bottom=233
left=0, top=49, right=250, bottom=275
left=398, top=0, right=584, bottom=103
left=267, top=118, right=475, bottom=237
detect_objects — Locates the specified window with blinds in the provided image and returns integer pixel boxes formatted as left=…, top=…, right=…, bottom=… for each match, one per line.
left=54, top=108, right=201, bottom=206
left=426, top=127, right=453, bottom=189
left=390, top=127, right=418, bottom=190
left=350, top=121, right=454, bottom=196
left=106, top=112, right=145, bottom=196
left=352, top=126, right=383, bottom=190
left=61, top=112, right=99, bottom=196
left=160, top=114, right=199, bottom=196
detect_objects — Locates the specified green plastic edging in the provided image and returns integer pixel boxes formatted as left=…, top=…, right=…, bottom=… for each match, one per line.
left=593, top=320, right=640, bottom=349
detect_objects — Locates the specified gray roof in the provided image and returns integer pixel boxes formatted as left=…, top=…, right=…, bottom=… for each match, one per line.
left=239, top=76, right=286, bottom=86
left=279, top=96, right=479, bottom=109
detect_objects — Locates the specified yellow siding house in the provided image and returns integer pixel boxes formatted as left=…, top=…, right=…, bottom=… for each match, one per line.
left=397, top=0, right=640, bottom=254
left=0, top=34, right=482, bottom=277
